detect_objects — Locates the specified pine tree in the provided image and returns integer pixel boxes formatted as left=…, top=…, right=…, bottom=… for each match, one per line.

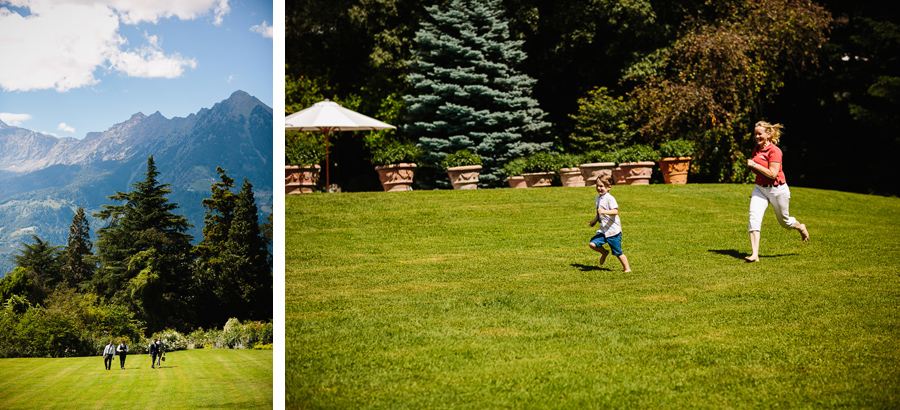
left=92, top=156, right=194, bottom=331
left=9, top=235, right=62, bottom=305
left=404, top=0, right=552, bottom=188
left=61, top=207, right=94, bottom=290
left=223, top=179, right=271, bottom=320
left=193, top=170, right=272, bottom=326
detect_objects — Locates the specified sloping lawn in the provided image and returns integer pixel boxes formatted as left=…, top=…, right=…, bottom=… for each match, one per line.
left=0, top=349, right=272, bottom=409
left=286, top=184, right=900, bottom=409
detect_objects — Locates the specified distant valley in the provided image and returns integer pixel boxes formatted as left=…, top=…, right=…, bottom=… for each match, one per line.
left=0, top=90, right=273, bottom=276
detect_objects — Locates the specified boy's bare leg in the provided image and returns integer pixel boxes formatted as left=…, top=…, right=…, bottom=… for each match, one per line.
left=617, top=254, right=631, bottom=272
left=746, top=231, right=760, bottom=262
left=794, top=222, right=809, bottom=242
left=589, top=243, right=609, bottom=265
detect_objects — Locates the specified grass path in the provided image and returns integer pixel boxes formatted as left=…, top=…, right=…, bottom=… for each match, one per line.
left=0, top=349, right=272, bottom=409
left=287, top=184, right=900, bottom=409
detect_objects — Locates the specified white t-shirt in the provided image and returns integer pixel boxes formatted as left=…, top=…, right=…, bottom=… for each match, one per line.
left=595, top=193, right=622, bottom=237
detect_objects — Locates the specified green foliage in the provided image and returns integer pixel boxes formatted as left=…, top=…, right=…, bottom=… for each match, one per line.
left=502, top=157, right=527, bottom=177
left=285, top=131, right=326, bottom=166
left=0, top=288, right=143, bottom=358
left=405, top=0, right=552, bottom=188
left=371, top=141, right=422, bottom=166
left=194, top=170, right=272, bottom=328
left=616, top=144, right=659, bottom=163
left=522, top=152, right=563, bottom=173
left=60, top=207, right=93, bottom=289
left=659, top=139, right=695, bottom=157
left=581, top=150, right=619, bottom=164
left=556, top=153, right=582, bottom=169
left=92, top=156, right=194, bottom=333
left=628, top=0, right=830, bottom=182
left=189, top=319, right=274, bottom=349
left=568, top=87, right=636, bottom=152
left=440, top=150, right=483, bottom=169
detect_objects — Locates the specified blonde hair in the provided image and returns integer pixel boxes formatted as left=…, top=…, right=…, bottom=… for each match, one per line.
left=755, top=121, right=784, bottom=145
left=595, top=174, right=612, bottom=188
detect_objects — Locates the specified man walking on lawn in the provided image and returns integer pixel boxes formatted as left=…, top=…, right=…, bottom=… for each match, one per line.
left=149, top=338, right=160, bottom=369
left=102, top=341, right=115, bottom=370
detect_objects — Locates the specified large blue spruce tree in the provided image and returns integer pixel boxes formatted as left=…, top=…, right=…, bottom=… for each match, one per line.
left=404, top=0, right=551, bottom=188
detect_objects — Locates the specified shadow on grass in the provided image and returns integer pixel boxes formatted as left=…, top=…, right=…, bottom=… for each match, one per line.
left=570, top=263, right=613, bottom=272
left=708, top=249, right=798, bottom=260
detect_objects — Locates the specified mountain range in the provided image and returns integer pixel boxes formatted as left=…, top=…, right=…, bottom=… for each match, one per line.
left=0, top=90, right=273, bottom=276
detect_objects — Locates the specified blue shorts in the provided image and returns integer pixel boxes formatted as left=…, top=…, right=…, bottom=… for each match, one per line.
left=590, top=232, right=624, bottom=256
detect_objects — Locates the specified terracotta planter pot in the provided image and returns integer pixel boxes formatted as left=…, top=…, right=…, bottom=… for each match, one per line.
left=579, top=162, right=616, bottom=185
left=612, top=167, right=626, bottom=185
left=446, top=165, right=482, bottom=189
left=659, top=156, right=691, bottom=184
left=375, top=163, right=417, bottom=191
left=617, top=161, right=655, bottom=185
left=506, top=176, right=527, bottom=188
left=522, top=172, right=554, bottom=187
left=285, top=165, right=320, bottom=194
left=558, top=167, right=585, bottom=187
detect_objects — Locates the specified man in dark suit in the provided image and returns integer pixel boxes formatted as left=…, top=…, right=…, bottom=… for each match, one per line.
left=149, top=338, right=160, bottom=369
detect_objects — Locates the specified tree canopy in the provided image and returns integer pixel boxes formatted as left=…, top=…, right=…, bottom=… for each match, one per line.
left=287, top=0, right=900, bottom=195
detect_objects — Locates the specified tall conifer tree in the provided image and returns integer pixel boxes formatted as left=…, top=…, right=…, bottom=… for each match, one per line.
left=92, top=156, right=193, bottom=331
left=194, top=170, right=271, bottom=325
left=404, top=0, right=551, bottom=187
left=61, top=207, right=94, bottom=289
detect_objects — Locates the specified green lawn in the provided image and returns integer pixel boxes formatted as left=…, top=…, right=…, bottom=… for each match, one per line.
left=286, top=184, right=900, bottom=409
left=0, top=349, right=272, bottom=409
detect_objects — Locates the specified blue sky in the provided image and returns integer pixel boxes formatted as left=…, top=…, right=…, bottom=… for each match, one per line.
left=0, top=0, right=274, bottom=138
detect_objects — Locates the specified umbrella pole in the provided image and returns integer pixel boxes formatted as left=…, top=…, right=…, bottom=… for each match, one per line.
left=325, top=130, right=331, bottom=188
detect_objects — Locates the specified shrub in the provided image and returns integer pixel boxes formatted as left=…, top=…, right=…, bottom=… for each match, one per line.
left=523, top=152, right=563, bottom=173
left=502, top=158, right=527, bottom=177
left=557, top=153, right=582, bottom=169
left=616, top=145, right=659, bottom=163
left=440, top=150, right=482, bottom=169
left=371, top=141, right=422, bottom=166
left=285, top=132, right=326, bottom=166
left=145, top=329, right=189, bottom=352
left=581, top=150, right=619, bottom=164
left=659, top=139, right=695, bottom=157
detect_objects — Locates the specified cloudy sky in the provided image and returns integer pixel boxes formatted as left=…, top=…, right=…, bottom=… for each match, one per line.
left=0, top=0, right=274, bottom=138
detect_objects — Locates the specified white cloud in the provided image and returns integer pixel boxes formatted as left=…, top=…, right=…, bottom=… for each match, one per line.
left=57, top=122, right=75, bottom=133
left=0, top=4, right=122, bottom=92
left=250, top=20, right=272, bottom=38
left=227, top=74, right=235, bottom=83
left=0, top=0, right=229, bottom=92
left=110, top=31, right=198, bottom=78
left=0, top=113, right=33, bottom=126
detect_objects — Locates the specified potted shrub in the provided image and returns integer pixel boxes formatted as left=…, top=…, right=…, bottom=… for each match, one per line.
left=658, top=139, right=695, bottom=184
left=522, top=152, right=561, bottom=187
left=578, top=150, right=618, bottom=186
left=372, top=141, right=421, bottom=192
left=556, top=153, right=585, bottom=187
left=441, top=150, right=483, bottom=190
left=285, top=132, right=325, bottom=194
left=615, top=145, right=658, bottom=185
left=503, top=158, right=527, bottom=188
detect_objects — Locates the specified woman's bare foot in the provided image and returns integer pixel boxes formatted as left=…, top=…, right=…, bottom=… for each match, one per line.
left=744, top=256, right=759, bottom=263
left=797, top=223, right=809, bottom=242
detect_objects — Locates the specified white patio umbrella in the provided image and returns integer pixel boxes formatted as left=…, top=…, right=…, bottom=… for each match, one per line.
left=285, top=100, right=396, bottom=188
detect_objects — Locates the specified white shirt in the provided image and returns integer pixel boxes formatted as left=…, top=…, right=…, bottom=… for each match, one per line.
left=103, top=344, right=116, bottom=356
left=595, top=193, right=622, bottom=237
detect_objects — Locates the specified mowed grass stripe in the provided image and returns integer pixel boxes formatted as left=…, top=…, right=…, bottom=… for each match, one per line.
left=287, top=184, right=900, bottom=409
left=0, top=349, right=272, bottom=409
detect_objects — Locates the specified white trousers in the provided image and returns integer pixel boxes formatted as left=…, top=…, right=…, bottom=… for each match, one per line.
left=748, top=184, right=797, bottom=232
